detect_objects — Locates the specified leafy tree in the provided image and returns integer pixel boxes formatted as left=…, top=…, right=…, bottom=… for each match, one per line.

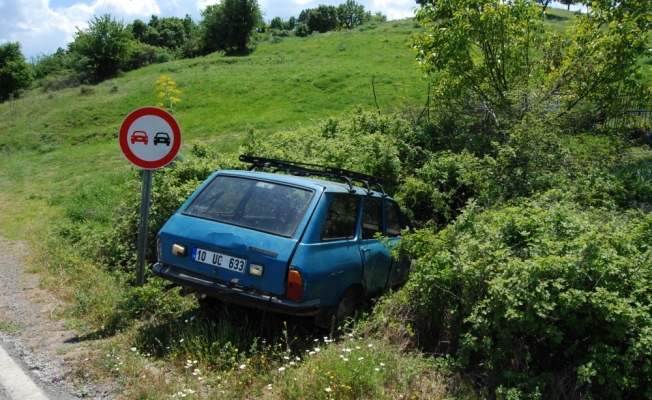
left=270, top=16, right=284, bottom=30
left=412, top=0, right=652, bottom=127
left=558, top=0, right=575, bottom=10
left=284, top=16, right=297, bottom=31
left=337, top=0, right=366, bottom=29
left=200, top=0, right=262, bottom=54
left=68, top=14, right=133, bottom=83
left=298, top=9, right=311, bottom=24
left=0, top=42, right=32, bottom=102
left=295, top=23, right=310, bottom=37
left=299, top=5, right=339, bottom=33
left=130, top=15, right=200, bottom=58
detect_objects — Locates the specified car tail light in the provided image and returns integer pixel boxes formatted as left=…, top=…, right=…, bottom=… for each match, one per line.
left=286, top=270, right=303, bottom=301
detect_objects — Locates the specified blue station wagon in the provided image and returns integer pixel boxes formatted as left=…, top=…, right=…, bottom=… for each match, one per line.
left=152, top=156, right=410, bottom=326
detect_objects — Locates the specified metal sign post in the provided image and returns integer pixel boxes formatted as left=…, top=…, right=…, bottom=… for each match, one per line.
left=136, top=169, right=153, bottom=286
left=119, top=107, right=182, bottom=286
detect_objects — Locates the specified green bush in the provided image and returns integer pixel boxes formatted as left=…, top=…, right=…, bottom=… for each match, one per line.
left=393, top=198, right=652, bottom=398
left=241, top=110, right=411, bottom=194
left=295, top=23, right=310, bottom=37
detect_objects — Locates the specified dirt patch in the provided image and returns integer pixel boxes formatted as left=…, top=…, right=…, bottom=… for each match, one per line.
left=0, top=238, right=114, bottom=398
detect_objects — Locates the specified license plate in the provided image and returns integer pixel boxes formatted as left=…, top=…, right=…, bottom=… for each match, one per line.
left=191, top=248, right=246, bottom=274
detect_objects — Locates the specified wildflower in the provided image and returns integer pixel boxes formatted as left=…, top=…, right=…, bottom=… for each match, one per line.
left=278, top=367, right=286, bottom=372
left=375, top=368, right=380, bottom=371
left=239, top=364, right=246, bottom=370
left=283, top=356, right=290, bottom=360
left=190, top=316, right=195, bottom=321
left=296, top=356, right=301, bottom=361
left=179, top=339, right=184, bottom=343
left=130, top=347, right=137, bottom=352
left=267, top=384, right=273, bottom=390
left=309, top=351, right=316, bottom=355
left=290, top=361, right=296, bottom=366
left=368, top=344, right=373, bottom=348
left=314, top=348, right=320, bottom=352
left=380, top=363, right=385, bottom=367
left=356, top=346, right=361, bottom=350
left=325, top=387, right=332, bottom=393
left=343, top=358, right=349, bottom=362
left=358, top=357, right=364, bottom=361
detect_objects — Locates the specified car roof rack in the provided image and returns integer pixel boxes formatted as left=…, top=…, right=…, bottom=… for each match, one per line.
left=239, top=155, right=387, bottom=196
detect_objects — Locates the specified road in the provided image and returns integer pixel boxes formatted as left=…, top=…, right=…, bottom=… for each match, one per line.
left=0, top=337, right=77, bottom=400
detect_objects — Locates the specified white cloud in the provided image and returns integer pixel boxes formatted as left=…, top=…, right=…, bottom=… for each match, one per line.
left=0, top=0, right=160, bottom=59
left=13, top=0, right=597, bottom=59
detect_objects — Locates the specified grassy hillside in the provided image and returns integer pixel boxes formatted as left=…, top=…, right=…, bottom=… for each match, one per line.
left=0, top=19, right=432, bottom=239
left=1, top=9, right=651, bottom=399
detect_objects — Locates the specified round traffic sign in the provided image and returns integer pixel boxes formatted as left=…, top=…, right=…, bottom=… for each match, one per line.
left=119, top=107, right=182, bottom=169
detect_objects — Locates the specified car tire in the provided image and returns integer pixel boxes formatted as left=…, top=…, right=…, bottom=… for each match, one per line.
left=316, top=287, right=357, bottom=329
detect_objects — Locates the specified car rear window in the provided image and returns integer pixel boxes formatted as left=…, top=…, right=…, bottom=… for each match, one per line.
left=183, top=175, right=314, bottom=237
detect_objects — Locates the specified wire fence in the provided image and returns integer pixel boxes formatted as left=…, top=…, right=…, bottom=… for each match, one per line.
left=603, top=93, right=652, bottom=129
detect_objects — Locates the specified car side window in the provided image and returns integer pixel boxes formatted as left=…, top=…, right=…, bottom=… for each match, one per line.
left=385, top=202, right=402, bottom=238
left=361, top=199, right=382, bottom=240
left=321, top=196, right=360, bottom=241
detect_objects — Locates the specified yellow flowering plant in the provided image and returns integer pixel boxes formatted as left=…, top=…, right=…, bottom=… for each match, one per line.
left=155, top=75, right=182, bottom=112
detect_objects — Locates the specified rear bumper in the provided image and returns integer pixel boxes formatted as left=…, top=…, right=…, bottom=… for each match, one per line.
left=152, top=263, right=322, bottom=316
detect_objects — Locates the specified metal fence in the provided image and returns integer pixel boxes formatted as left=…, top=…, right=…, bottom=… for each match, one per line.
left=604, top=93, right=652, bottom=129
left=604, top=109, right=652, bottom=129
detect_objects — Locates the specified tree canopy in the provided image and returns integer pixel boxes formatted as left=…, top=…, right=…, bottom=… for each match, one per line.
left=68, top=14, right=133, bottom=83
left=412, top=0, right=652, bottom=127
left=0, top=42, right=32, bottom=102
left=200, top=0, right=262, bottom=54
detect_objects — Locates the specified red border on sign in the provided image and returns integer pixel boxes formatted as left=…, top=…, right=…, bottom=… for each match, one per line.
left=119, top=107, right=182, bottom=169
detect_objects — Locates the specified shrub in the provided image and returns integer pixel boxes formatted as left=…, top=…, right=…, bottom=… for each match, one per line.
left=393, top=198, right=652, bottom=398
left=241, top=110, right=414, bottom=194
left=295, top=23, right=310, bottom=37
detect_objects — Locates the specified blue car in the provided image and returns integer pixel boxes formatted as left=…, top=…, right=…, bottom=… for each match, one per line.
left=152, top=156, right=410, bottom=326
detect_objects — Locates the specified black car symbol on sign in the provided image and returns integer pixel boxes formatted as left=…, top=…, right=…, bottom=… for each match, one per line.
left=154, top=132, right=171, bottom=146
left=131, top=130, right=148, bottom=145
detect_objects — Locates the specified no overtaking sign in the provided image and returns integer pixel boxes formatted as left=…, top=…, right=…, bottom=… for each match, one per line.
left=119, top=106, right=182, bottom=169
left=119, top=107, right=182, bottom=286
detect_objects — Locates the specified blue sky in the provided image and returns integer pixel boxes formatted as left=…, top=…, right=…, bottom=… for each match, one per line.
left=1, top=0, right=583, bottom=60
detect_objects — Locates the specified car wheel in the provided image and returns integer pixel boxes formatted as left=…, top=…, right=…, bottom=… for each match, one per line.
left=316, top=287, right=357, bottom=329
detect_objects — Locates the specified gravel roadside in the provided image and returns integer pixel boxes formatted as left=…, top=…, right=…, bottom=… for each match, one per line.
left=0, top=237, right=114, bottom=399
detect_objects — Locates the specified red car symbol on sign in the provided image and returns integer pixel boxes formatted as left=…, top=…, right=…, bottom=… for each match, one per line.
left=131, top=131, right=149, bottom=145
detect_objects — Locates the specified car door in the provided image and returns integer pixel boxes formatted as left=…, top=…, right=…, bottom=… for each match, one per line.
left=384, top=200, right=409, bottom=286
left=359, top=198, right=392, bottom=297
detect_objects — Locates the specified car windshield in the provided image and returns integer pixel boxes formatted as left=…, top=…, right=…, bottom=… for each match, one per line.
left=183, top=175, right=314, bottom=237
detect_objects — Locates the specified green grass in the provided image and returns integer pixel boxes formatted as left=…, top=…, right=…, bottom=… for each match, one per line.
left=0, top=15, right=650, bottom=399
left=0, top=19, right=430, bottom=240
left=0, top=320, right=24, bottom=334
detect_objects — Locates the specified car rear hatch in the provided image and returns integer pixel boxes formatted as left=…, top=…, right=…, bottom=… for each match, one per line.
left=159, top=216, right=298, bottom=296
left=158, top=174, right=319, bottom=296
